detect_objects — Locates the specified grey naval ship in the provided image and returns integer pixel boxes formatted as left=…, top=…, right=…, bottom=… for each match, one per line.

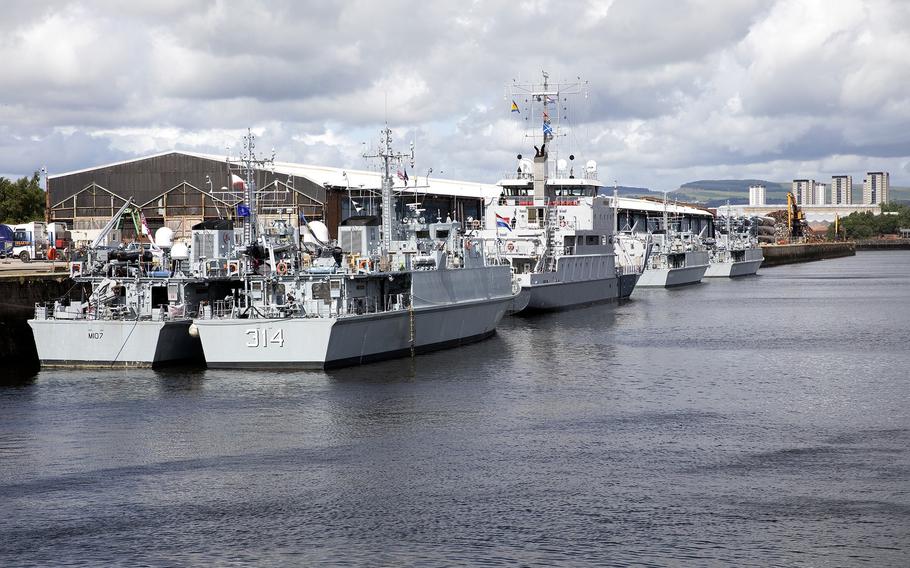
left=705, top=213, right=764, bottom=278
left=28, top=200, right=237, bottom=368
left=636, top=230, right=710, bottom=287
left=634, top=195, right=710, bottom=288
left=479, top=72, right=642, bottom=313
left=191, top=129, right=515, bottom=369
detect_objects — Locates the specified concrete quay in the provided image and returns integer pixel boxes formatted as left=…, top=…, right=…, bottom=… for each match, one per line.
left=854, top=239, right=910, bottom=251
left=0, top=270, right=86, bottom=372
left=760, top=242, right=856, bottom=267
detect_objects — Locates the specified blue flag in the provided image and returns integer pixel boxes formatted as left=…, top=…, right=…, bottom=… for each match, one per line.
left=543, top=122, right=553, bottom=137
left=237, top=204, right=251, bottom=218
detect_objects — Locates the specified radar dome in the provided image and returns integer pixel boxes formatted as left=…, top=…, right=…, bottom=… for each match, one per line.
left=585, top=160, right=597, bottom=172
left=557, top=159, right=568, bottom=172
left=170, top=241, right=190, bottom=260
left=154, top=227, right=174, bottom=248
left=302, top=221, right=330, bottom=244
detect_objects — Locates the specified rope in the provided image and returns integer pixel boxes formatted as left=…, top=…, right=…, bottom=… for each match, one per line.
left=110, top=316, right=142, bottom=368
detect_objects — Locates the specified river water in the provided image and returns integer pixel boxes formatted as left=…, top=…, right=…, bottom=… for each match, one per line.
left=2, top=251, right=909, bottom=566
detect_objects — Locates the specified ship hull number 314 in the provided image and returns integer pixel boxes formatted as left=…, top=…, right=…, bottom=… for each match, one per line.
left=245, top=328, right=286, bottom=348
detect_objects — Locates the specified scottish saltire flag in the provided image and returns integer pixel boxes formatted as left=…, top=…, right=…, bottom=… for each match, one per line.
left=496, top=213, right=512, bottom=231
left=510, top=100, right=520, bottom=113
left=543, top=122, right=553, bottom=136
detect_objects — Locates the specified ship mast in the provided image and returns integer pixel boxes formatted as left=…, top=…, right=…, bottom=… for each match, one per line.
left=226, top=128, right=275, bottom=247
left=508, top=71, right=588, bottom=180
left=363, top=125, right=414, bottom=257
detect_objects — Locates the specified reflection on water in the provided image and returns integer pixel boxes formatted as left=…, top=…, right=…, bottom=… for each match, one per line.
left=1, top=252, right=909, bottom=566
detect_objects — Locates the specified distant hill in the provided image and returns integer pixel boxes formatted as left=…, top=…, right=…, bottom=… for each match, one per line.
left=596, top=179, right=910, bottom=208
left=676, top=179, right=790, bottom=207
left=596, top=185, right=654, bottom=198
left=674, top=179, right=910, bottom=208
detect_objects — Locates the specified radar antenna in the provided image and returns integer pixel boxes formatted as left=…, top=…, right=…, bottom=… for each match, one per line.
left=362, top=125, right=415, bottom=258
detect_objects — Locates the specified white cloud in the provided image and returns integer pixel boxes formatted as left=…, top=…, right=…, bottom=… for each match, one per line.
left=0, top=0, right=907, bottom=191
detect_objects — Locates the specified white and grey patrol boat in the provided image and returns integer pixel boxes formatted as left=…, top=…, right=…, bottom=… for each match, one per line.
left=479, top=73, right=642, bottom=313
left=632, top=194, right=710, bottom=288
left=636, top=230, right=710, bottom=287
left=28, top=200, right=237, bottom=368
left=705, top=213, right=764, bottom=278
left=191, top=128, right=515, bottom=369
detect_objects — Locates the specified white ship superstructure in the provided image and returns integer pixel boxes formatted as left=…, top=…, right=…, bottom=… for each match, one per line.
left=480, top=72, right=641, bottom=312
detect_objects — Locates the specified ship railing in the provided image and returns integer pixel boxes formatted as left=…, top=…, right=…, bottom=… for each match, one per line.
left=546, top=198, right=580, bottom=207
left=498, top=197, right=536, bottom=207
left=207, top=300, right=235, bottom=319
left=617, top=264, right=640, bottom=276
left=86, top=305, right=133, bottom=321
left=500, top=171, right=535, bottom=181
left=341, top=293, right=410, bottom=317
left=40, top=301, right=88, bottom=320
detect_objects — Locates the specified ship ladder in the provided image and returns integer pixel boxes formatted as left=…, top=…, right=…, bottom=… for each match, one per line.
left=408, top=302, right=416, bottom=358
left=546, top=203, right=560, bottom=272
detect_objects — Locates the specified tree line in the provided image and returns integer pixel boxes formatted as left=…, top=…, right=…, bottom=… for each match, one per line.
left=828, top=203, right=910, bottom=239
left=0, top=172, right=45, bottom=224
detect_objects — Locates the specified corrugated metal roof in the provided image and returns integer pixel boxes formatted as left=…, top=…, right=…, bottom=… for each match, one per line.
left=50, top=150, right=501, bottom=201
left=616, top=196, right=713, bottom=218
left=47, top=151, right=710, bottom=216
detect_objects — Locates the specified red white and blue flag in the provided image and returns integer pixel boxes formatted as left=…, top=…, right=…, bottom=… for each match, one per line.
left=496, top=213, right=511, bottom=231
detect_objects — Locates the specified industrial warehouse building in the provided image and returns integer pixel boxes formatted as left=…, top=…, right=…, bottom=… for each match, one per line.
left=47, top=150, right=713, bottom=244
left=47, top=151, right=499, bottom=243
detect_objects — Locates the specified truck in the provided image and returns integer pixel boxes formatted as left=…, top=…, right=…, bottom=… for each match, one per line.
left=12, top=221, right=72, bottom=262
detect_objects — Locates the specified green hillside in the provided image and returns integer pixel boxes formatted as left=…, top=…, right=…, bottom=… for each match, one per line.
left=676, top=179, right=789, bottom=206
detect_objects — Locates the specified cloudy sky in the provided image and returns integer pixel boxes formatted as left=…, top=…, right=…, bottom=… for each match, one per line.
left=1, top=0, right=908, bottom=190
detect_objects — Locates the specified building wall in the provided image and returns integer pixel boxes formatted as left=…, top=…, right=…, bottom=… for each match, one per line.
left=748, top=185, right=766, bottom=206
left=831, top=175, right=853, bottom=205
left=718, top=203, right=881, bottom=223
left=814, top=182, right=827, bottom=206
left=863, top=172, right=890, bottom=205
left=792, top=179, right=815, bottom=206
left=48, top=152, right=330, bottom=235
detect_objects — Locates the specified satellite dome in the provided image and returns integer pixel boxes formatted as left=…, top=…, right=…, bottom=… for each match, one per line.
left=585, top=160, right=597, bottom=172
left=557, top=159, right=568, bottom=172
left=171, top=241, right=190, bottom=260
left=302, top=221, right=331, bottom=244
left=154, top=227, right=174, bottom=248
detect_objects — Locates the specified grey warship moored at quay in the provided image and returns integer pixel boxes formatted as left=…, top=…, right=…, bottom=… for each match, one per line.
left=479, top=72, right=644, bottom=313
left=27, top=201, right=238, bottom=368
left=705, top=216, right=764, bottom=278
left=191, top=129, right=515, bottom=369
